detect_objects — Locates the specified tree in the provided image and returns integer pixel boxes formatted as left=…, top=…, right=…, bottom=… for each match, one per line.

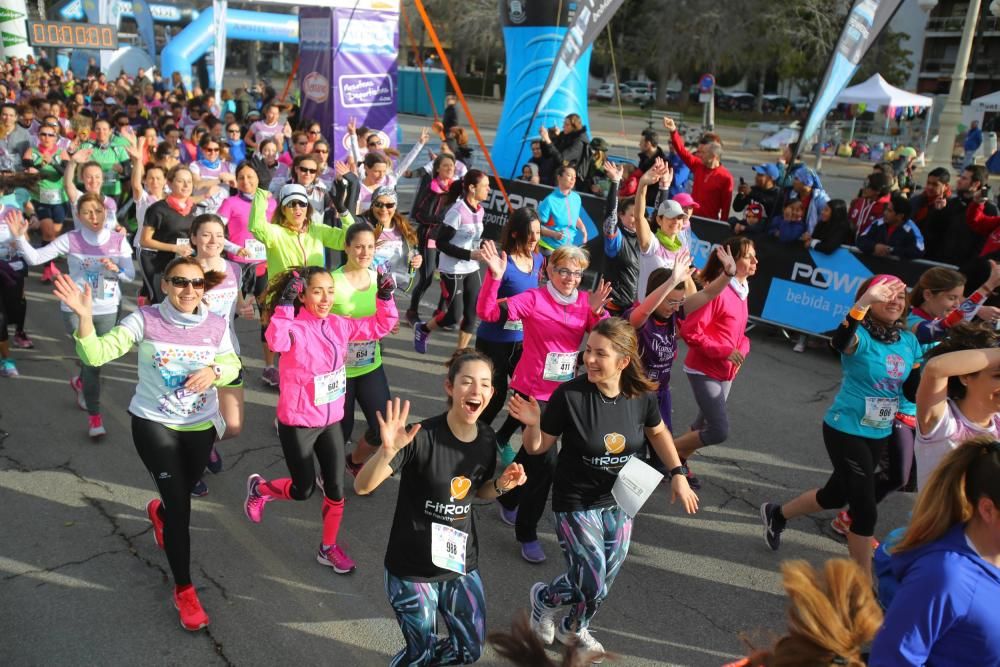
left=855, top=29, right=915, bottom=87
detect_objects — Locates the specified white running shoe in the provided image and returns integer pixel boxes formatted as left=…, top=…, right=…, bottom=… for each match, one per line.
left=529, top=582, right=556, bottom=645
left=555, top=620, right=605, bottom=662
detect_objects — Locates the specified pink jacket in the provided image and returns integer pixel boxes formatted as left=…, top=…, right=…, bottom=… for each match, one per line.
left=477, top=272, right=605, bottom=401
left=680, top=283, right=749, bottom=382
left=266, top=301, right=398, bottom=427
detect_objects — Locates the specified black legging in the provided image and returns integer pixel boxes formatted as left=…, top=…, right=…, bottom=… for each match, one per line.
left=340, top=365, right=389, bottom=446
left=433, top=270, right=481, bottom=334
left=277, top=422, right=346, bottom=500
left=815, top=422, right=896, bottom=537
left=408, top=224, right=438, bottom=314
left=496, top=394, right=551, bottom=544
left=0, top=266, right=27, bottom=341
left=473, top=337, right=522, bottom=427
left=138, top=251, right=164, bottom=303
left=131, top=416, right=216, bottom=586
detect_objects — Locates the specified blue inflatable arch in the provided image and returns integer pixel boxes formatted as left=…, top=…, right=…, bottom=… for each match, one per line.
left=159, top=7, right=299, bottom=91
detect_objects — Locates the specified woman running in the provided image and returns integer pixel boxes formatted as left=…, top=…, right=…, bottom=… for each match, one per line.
left=869, top=440, right=1000, bottom=665
left=140, top=165, right=196, bottom=302
left=354, top=350, right=528, bottom=666
left=243, top=265, right=397, bottom=574
left=414, top=170, right=490, bottom=354
left=24, top=121, right=69, bottom=251
left=52, top=258, right=240, bottom=631
left=406, top=153, right=459, bottom=325
left=9, top=195, right=133, bottom=438
left=0, top=181, right=35, bottom=375
left=247, top=184, right=351, bottom=386
left=334, top=222, right=398, bottom=476
left=363, top=186, right=422, bottom=291
left=126, top=143, right=166, bottom=305
left=513, top=317, right=698, bottom=656
left=670, top=236, right=758, bottom=488
left=473, top=207, right=543, bottom=466
left=627, top=247, right=736, bottom=470
left=761, top=276, right=921, bottom=577
left=189, top=135, right=235, bottom=215
left=477, top=243, right=612, bottom=564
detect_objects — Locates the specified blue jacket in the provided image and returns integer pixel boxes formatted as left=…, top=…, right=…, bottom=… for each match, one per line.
left=870, top=524, right=1000, bottom=667
left=857, top=217, right=926, bottom=259
left=803, top=186, right=830, bottom=234
left=965, top=127, right=983, bottom=152
left=766, top=215, right=806, bottom=243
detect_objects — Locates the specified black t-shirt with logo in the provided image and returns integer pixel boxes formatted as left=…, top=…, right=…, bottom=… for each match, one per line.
left=384, top=414, right=497, bottom=582
left=542, top=375, right=662, bottom=512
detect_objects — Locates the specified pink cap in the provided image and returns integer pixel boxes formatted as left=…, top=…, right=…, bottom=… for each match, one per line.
left=672, top=192, right=700, bottom=210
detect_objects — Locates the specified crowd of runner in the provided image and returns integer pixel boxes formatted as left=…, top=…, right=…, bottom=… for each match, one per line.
left=1, top=59, right=999, bottom=667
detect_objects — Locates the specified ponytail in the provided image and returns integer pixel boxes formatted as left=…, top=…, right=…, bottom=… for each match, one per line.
left=258, top=265, right=330, bottom=319
left=445, top=169, right=486, bottom=207
left=895, top=438, right=1000, bottom=554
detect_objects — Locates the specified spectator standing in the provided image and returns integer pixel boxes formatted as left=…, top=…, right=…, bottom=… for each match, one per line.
left=850, top=172, right=892, bottom=240
left=663, top=117, right=733, bottom=221
left=789, top=166, right=831, bottom=236
left=538, top=114, right=589, bottom=175
left=911, top=167, right=951, bottom=239
left=963, top=120, right=983, bottom=168
left=857, top=194, right=926, bottom=259
left=528, top=140, right=557, bottom=186
left=732, top=163, right=781, bottom=223
left=934, top=165, right=997, bottom=265
left=441, top=94, right=459, bottom=136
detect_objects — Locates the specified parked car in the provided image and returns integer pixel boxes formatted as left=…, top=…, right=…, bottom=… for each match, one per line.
left=717, top=91, right=754, bottom=111
left=623, top=86, right=654, bottom=105
left=593, top=82, right=630, bottom=102
left=762, top=94, right=792, bottom=113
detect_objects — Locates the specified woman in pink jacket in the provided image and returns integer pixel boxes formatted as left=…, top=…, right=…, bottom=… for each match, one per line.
left=242, top=265, right=398, bottom=574
left=477, top=242, right=611, bottom=564
left=672, top=236, right=758, bottom=489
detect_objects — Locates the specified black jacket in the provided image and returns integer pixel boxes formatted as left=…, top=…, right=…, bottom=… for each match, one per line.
left=810, top=216, right=852, bottom=254
left=549, top=127, right=590, bottom=174
left=733, top=185, right=782, bottom=223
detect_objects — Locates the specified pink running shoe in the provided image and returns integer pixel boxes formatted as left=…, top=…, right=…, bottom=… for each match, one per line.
left=88, top=414, right=106, bottom=439
left=316, top=544, right=356, bottom=574
left=146, top=499, right=164, bottom=550
left=70, top=376, right=86, bottom=411
left=831, top=510, right=851, bottom=537
left=173, top=586, right=209, bottom=631
left=244, top=473, right=270, bottom=523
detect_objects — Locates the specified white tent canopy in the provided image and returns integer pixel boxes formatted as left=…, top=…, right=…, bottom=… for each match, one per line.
left=835, top=73, right=934, bottom=108
left=972, top=90, right=1000, bottom=113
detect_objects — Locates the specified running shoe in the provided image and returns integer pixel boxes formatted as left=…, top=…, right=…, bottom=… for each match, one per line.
left=70, top=376, right=86, bottom=410
left=11, top=331, right=33, bottom=349
left=521, top=540, right=546, bottom=564
left=404, top=309, right=418, bottom=327
left=413, top=321, right=430, bottom=354
left=760, top=502, right=785, bottom=551
left=316, top=544, right=356, bottom=574
left=685, top=466, right=702, bottom=491
left=261, top=366, right=280, bottom=387
left=529, top=582, right=556, bottom=645
left=244, top=473, right=269, bottom=523
left=190, top=479, right=208, bottom=497
left=205, top=446, right=223, bottom=474
left=146, top=499, right=164, bottom=550
left=173, top=586, right=209, bottom=631
left=831, top=510, right=851, bottom=537
left=555, top=620, right=604, bottom=662
left=344, top=452, right=364, bottom=478
left=497, top=442, right=517, bottom=468
left=0, top=359, right=18, bottom=378
left=40, top=261, right=60, bottom=283
left=88, top=414, right=106, bottom=440
left=498, top=504, right=518, bottom=527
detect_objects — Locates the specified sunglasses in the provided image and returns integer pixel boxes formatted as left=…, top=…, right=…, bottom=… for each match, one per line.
left=166, top=276, right=206, bottom=289
left=308, top=130, right=321, bottom=135
left=367, top=141, right=381, bottom=148
left=38, top=132, right=56, bottom=138
left=284, top=200, right=308, bottom=208
left=203, top=147, right=220, bottom=153
left=554, top=268, right=584, bottom=279
left=228, top=128, right=241, bottom=133
left=372, top=201, right=396, bottom=209
left=297, top=166, right=317, bottom=174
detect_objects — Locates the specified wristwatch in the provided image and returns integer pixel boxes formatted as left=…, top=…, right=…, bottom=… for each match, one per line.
left=668, top=465, right=689, bottom=480
left=211, top=365, right=223, bottom=379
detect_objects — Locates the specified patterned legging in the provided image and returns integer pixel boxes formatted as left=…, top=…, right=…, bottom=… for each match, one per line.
left=534, top=506, right=633, bottom=631
left=384, top=568, right=486, bottom=666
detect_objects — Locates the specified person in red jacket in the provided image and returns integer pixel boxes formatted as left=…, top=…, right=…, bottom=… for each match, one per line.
left=966, top=190, right=1000, bottom=256
left=662, top=116, right=733, bottom=220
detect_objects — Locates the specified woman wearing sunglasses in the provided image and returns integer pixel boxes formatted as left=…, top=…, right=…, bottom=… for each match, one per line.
left=7, top=194, right=134, bottom=439
left=289, top=153, right=333, bottom=215
left=52, top=257, right=239, bottom=633
left=24, top=122, right=69, bottom=248
left=363, top=186, right=422, bottom=292
left=190, top=136, right=235, bottom=195
left=225, top=123, right=246, bottom=165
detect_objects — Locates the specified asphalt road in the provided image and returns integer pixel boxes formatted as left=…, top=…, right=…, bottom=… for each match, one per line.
left=0, top=269, right=916, bottom=667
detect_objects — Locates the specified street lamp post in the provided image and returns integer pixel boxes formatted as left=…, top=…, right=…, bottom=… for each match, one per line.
left=920, top=0, right=1000, bottom=170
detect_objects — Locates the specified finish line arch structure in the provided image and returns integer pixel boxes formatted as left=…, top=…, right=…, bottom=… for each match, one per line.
left=160, top=7, right=299, bottom=92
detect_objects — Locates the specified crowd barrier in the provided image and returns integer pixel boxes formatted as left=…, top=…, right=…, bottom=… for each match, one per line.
left=482, top=177, right=955, bottom=337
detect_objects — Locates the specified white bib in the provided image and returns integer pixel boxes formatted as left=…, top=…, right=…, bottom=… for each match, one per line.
left=346, top=340, right=377, bottom=368
left=39, top=188, right=61, bottom=204
left=430, top=522, right=468, bottom=575
left=861, top=397, right=897, bottom=429
left=543, top=351, right=577, bottom=382
left=244, top=239, right=267, bottom=261
left=313, top=367, right=346, bottom=406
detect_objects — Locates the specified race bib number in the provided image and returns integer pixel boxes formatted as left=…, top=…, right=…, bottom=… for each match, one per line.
left=861, top=397, right=897, bottom=429
left=84, top=271, right=118, bottom=300
left=430, top=522, right=468, bottom=575
left=347, top=340, right=377, bottom=368
left=39, top=188, right=61, bottom=204
left=244, top=239, right=267, bottom=261
left=313, top=367, right=346, bottom=406
left=503, top=319, right=524, bottom=332
left=175, top=237, right=190, bottom=256
left=543, top=351, right=577, bottom=382
left=7, top=260, right=23, bottom=271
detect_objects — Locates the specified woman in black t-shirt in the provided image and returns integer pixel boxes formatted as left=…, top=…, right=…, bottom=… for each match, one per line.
left=511, top=318, right=699, bottom=657
left=354, top=349, right=527, bottom=666
left=140, top=165, right=196, bottom=302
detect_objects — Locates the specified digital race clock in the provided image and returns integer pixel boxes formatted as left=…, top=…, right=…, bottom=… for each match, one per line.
left=25, top=20, right=119, bottom=50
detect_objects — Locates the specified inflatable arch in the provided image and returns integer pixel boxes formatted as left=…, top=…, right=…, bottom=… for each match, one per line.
left=160, top=7, right=299, bottom=92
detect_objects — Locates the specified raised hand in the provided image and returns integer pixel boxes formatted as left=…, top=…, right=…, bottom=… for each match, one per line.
left=376, top=265, right=396, bottom=301
left=672, top=249, right=694, bottom=284
left=419, top=126, right=430, bottom=144
left=4, top=208, right=27, bottom=238
left=507, top=393, right=541, bottom=427
left=71, top=148, right=94, bottom=164
left=603, top=160, right=623, bottom=182
left=52, top=273, right=92, bottom=317
left=480, top=240, right=508, bottom=279
left=496, top=462, right=528, bottom=493
left=376, top=398, right=422, bottom=457
left=714, top=244, right=737, bottom=277
left=539, top=126, right=550, bottom=143
left=860, top=276, right=905, bottom=307
left=589, top=279, right=612, bottom=313
left=280, top=272, right=306, bottom=304
left=347, top=117, right=357, bottom=135
left=334, top=160, right=350, bottom=179
left=662, top=117, right=677, bottom=133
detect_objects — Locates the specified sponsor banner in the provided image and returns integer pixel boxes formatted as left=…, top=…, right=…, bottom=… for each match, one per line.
left=797, top=0, right=903, bottom=159
left=212, top=0, right=227, bottom=108
left=481, top=177, right=602, bottom=243
left=0, top=0, right=30, bottom=58
left=298, top=9, right=335, bottom=150
left=685, top=217, right=943, bottom=336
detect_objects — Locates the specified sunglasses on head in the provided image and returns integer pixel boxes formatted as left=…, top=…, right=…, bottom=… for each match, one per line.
left=297, top=166, right=317, bottom=174
left=166, top=276, right=206, bottom=289
left=372, top=201, right=396, bottom=209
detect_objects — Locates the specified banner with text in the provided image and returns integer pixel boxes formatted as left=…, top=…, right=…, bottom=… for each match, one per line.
left=481, top=176, right=603, bottom=243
